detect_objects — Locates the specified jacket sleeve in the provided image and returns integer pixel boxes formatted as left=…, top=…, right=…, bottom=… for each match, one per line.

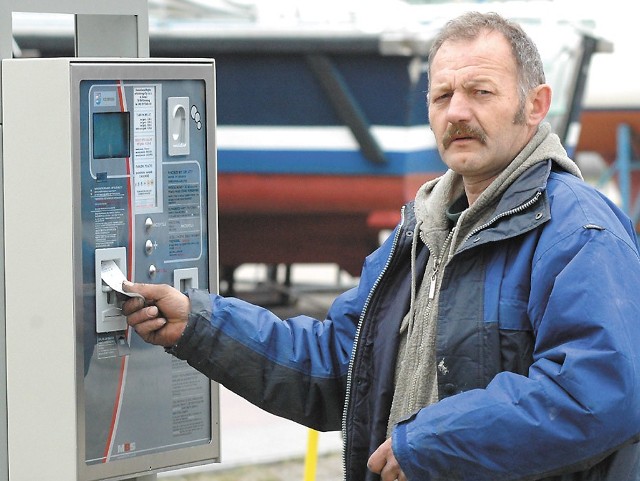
left=169, top=230, right=398, bottom=432
left=392, top=218, right=640, bottom=479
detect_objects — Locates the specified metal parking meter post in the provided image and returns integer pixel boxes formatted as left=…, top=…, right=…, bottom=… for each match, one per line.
left=0, top=2, right=148, bottom=481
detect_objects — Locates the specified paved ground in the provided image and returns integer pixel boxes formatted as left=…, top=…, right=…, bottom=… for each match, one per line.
left=164, top=452, right=343, bottom=481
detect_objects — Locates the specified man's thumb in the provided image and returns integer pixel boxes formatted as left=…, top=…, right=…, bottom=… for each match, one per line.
left=122, top=280, right=145, bottom=300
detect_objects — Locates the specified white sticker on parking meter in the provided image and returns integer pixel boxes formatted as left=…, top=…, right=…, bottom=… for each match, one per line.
left=133, top=86, right=157, bottom=210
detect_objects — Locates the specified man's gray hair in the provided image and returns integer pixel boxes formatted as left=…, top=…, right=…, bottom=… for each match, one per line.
left=428, top=11, right=546, bottom=108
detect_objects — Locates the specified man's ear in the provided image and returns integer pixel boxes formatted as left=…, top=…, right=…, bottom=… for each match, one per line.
left=527, top=83, right=552, bottom=125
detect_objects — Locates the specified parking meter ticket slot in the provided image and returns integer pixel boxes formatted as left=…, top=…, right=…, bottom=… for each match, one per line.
left=100, top=260, right=143, bottom=300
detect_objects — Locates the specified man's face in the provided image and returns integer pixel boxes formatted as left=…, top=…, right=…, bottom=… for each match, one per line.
left=428, top=30, right=537, bottom=183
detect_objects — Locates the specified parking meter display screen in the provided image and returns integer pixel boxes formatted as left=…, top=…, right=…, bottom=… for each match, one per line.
left=93, top=112, right=130, bottom=159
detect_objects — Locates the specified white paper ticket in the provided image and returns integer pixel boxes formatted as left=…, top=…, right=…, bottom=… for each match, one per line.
left=101, top=260, right=144, bottom=299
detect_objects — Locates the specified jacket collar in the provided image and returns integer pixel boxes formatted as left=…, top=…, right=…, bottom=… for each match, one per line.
left=456, top=160, right=552, bottom=253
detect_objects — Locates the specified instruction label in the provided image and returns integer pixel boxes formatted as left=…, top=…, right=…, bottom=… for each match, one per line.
left=133, top=86, right=157, bottom=210
left=166, top=162, right=203, bottom=262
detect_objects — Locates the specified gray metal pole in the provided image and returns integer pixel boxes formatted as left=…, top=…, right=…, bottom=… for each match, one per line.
left=0, top=2, right=149, bottom=480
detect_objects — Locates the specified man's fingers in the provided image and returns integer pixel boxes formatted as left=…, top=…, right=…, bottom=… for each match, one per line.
left=125, top=305, right=159, bottom=326
left=367, top=439, right=389, bottom=474
left=123, top=281, right=174, bottom=303
left=131, top=318, right=167, bottom=343
left=380, top=458, right=401, bottom=481
left=121, top=295, right=146, bottom=316
left=368, top=438, right=405, bottom=481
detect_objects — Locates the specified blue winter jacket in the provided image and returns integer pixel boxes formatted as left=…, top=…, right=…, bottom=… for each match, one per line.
left=173, top=160, right=640, bottom=481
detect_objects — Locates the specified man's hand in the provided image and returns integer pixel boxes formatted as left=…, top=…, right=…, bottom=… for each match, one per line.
left=368, top=438, right=407, bottom=481
left=121, top=282, right=190, bottom=347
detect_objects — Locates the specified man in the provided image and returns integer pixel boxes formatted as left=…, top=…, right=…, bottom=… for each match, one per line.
left=123, top=11, right=640, bottom=481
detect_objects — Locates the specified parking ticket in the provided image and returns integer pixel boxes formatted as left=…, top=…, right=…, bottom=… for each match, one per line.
left=100, top=260, right=144, bottom=299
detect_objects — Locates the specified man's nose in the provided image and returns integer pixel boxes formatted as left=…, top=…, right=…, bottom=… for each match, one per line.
left=445, top=92, right=473, bottom=123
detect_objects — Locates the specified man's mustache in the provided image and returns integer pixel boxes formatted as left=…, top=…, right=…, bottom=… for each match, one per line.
left=442, top=124, right=487, bottom=149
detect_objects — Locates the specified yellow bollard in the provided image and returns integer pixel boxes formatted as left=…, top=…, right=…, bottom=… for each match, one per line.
left=303, top=429, right=320, bottom=481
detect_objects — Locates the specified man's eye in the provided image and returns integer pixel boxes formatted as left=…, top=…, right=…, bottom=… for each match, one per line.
left=433, top=93, right=451, bottom=102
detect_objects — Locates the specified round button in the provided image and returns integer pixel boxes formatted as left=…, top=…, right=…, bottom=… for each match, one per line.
left=444, top=383, right=456, bottom=395
left=145, top=239, right=154, bottom=255
left=145, top=217, right=154, bottom=230
left=148, top=265, right=157, bottom=278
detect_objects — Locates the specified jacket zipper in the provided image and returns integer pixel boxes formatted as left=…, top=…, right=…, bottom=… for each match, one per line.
left=404, top=227, right=454, bottom=409
left=342, top=205, right=407, bottom=481
left=426, top=227, right=455, bottom=300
